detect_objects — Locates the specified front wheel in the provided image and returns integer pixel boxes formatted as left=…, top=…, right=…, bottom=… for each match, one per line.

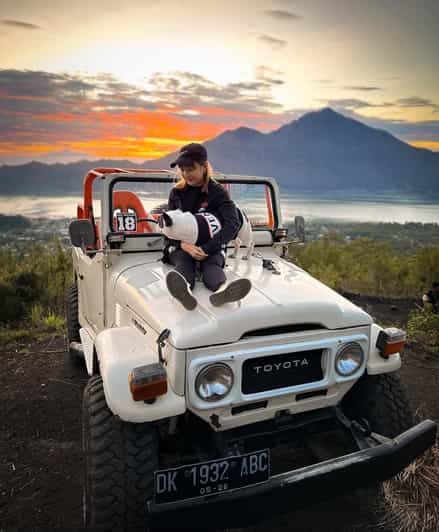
left=342, top=372, right=413, bottom=438
left=82, top=375, right=159, bottom=531
left=65, top=282, right=83, bottom=365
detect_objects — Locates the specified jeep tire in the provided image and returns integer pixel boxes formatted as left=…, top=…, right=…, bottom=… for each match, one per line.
left=83, top=375, right=159, bottom=531
left=65, top=282, right=83, bottom=364
left=342, top=372, right=413, bottom=438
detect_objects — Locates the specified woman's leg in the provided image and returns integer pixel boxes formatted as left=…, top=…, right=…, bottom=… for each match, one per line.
left=166, top=249, right=197, bottom=310
left=200, top=252, right=226, bottom=292
left=169, top=249, right=196, bottom=289
left=202, top=252, right=252, bottom=306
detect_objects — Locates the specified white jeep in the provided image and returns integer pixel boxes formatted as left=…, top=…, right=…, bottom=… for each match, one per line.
left=66, top=167, right=436, bottom=531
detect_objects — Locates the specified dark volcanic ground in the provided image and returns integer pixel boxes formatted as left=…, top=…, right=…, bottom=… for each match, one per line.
left=1, top=295, right=438, bottom=531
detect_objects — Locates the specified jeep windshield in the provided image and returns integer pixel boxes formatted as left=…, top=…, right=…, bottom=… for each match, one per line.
left=107, top=175, right=278, bottom=239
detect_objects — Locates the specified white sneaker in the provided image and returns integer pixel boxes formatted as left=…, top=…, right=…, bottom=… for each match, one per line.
left=166, top=271, right=197, bottom=311
left=209, top=278, right=252, bottom=307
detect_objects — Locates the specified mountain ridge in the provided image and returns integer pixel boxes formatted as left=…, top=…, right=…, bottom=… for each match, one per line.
left=1, top=108, right=438, bottom=197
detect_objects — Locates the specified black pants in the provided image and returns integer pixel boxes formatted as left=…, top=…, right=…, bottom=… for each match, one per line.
left=169, top=249, right=226, bottom=291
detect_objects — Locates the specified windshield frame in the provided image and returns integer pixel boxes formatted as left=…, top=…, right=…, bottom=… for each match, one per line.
left=102, top=173, right=281, bottom=243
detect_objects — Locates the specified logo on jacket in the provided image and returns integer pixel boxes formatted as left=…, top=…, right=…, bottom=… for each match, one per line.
left=197, top=212, right=221, bottom=238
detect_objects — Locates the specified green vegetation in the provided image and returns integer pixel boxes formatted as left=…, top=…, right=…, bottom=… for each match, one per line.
left=407, top=310, right=439, bottom=354
left=0, top=238, right=72, bottom=325
left=290, top=233, right=439, bottom=299
left=299, top=220, right=439, bottom=251
left=0, top=216, right=438, bottom=340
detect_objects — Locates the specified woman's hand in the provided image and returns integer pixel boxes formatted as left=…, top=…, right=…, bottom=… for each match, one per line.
left=181, top=242, right=208, bottom=261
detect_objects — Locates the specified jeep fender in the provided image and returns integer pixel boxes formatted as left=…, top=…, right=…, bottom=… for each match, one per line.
left=366, top=323, right=401, bottom=375
left=95, top=326, right=186, bottom=422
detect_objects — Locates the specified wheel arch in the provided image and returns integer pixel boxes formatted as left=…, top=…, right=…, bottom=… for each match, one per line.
left=95, top=326, right=186, bottom=423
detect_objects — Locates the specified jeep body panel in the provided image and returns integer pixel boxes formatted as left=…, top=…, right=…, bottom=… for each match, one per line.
left=111, top=249, right=372, bottom=350
left=95, top=326, right=186, bottom=422
left=185, top=325, right=370, bottom=431
left=367, top=322, right=402, bottom=374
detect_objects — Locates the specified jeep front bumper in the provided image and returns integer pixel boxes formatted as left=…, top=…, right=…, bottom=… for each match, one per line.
left=148, top=419, right=436, bottom=529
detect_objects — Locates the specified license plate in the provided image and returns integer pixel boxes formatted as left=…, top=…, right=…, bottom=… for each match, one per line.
left=154, top=449, right=270, bottom=505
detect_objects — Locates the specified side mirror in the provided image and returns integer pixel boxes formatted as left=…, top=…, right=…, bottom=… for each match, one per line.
left=69, top=219, right=95, bottom=248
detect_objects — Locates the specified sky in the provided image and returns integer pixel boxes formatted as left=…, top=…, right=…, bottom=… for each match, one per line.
left=0, top=0, right=438, bottom=164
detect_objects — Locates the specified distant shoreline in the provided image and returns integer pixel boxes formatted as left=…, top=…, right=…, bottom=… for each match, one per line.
left=0, top=190, right=439, bottom=203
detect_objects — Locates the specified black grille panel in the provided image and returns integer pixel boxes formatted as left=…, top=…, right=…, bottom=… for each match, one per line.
left=242, top=349, right=324, bottom=394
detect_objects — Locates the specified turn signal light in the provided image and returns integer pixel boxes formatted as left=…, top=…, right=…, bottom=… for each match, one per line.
left=376, top=328, right=406, bottom=359
left=129, top=363, right=167, bottom=402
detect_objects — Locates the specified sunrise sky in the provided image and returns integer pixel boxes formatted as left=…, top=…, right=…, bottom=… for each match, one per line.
left=1, top=0, right=438, bottom=164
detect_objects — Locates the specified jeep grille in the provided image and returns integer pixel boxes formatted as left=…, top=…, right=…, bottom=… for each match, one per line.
left=242, top=349, right=324, bottom=394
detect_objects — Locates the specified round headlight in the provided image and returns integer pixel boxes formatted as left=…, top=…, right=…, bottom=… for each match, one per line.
left=335, top=342, right=364, bottom=376
left=195, top=363, right=234, bottom=402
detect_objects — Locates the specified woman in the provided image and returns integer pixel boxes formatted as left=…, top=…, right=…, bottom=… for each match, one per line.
left=165, top=143, right=251, bottom=310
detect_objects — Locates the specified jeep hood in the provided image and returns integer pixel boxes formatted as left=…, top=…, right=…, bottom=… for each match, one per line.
left=112, top=256, right=372, bottom=349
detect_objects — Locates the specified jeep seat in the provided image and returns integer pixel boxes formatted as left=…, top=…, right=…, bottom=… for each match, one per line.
left=112, top=190, right=154, bottom=233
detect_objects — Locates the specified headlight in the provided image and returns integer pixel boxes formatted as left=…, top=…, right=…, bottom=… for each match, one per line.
left=335, top=342, right=364, bottom=376
left=195, top=363, right=234, bottom=402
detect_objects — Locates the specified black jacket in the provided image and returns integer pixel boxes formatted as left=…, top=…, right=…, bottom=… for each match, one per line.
left=168, top=181, right=240, bottom=255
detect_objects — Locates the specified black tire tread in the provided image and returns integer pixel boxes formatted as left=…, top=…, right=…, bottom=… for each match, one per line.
left=83, top=375, right=158, bottom=531
left=65, top=283, right=80, bottom=343
left=343, top=372, right=413, bottom=438
left=65, top=283, right=83, bottom=364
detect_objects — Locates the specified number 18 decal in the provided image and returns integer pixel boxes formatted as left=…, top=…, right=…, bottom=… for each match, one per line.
left=116, top=214, right=137, bottom=232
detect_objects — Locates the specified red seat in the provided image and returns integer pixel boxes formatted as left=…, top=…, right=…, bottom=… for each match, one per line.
left=112, top=190, right=154, bottom=233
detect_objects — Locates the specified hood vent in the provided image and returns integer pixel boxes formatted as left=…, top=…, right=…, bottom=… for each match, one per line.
left=241, top=323, right=324, bottom=339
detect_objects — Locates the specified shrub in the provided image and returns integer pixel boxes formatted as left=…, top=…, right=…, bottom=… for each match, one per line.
left=0, top=238, right=72, bottom=324
left=43, top=313, right=65, bottom=331
left=407, top=310, right=439, bottom=354
left=0, top=280, right=24, bottom=322
left=30, top=304, right=44, bottom=326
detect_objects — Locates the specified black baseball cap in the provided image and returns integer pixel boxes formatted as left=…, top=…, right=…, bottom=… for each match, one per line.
left=170, top=143, right=208, bottom=168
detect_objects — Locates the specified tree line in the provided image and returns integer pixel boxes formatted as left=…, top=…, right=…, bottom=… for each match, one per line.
left=0, top=234, right=438, bottom=325
left=290, top=234, right=439, bottom=300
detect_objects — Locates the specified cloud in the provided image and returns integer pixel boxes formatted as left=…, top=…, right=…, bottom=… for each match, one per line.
left=263, top=10, right=301, bottom=20
left=1, top=19, right=42, bottom=30
left=257, top=34, right=288, bottom=49
left=318, top=98, right=375, bottom=110
left=396, top=97, right=439, bottom=110
left=342, top=86, right=383, bottom=91
left=323, top=94, right=439, bottom=113
left=174, top=109, right=200, bottom=117
left=146, top=71, right=283, bottom=113
left=0, top=68, right=290, bottom=163
left=255, top=66, right=284, bottom=85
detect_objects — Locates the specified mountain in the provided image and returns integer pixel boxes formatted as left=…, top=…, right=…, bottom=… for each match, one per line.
left=1, top=108, right=438, bottom=197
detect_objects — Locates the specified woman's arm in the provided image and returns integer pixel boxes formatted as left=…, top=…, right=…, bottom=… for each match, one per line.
left=200, top=188, right=240, bottom=255
left=168, top=188, right=179, bottom=210
left=165, top=188, right=181, bottom=251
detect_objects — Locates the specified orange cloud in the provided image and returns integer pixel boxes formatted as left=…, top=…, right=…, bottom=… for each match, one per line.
left=0, top=106, right=286, bottom=161
left=409, top=140, right=439, bottom=152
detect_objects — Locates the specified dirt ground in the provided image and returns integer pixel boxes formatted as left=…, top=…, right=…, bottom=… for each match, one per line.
left=1, top=295, right=438, bottom=531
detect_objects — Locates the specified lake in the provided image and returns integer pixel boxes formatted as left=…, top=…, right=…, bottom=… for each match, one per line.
left=0, top=194, right=438, bottom=224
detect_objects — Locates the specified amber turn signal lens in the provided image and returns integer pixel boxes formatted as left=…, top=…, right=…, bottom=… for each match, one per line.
left=382, top=340, right=405, bottom=357
left=129, top=363, right=167, bottom=401
left=376, top=328, right=406, bottom=359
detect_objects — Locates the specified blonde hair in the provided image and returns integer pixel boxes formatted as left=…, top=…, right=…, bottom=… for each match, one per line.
left=174, top=161, right=215, bottom=193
